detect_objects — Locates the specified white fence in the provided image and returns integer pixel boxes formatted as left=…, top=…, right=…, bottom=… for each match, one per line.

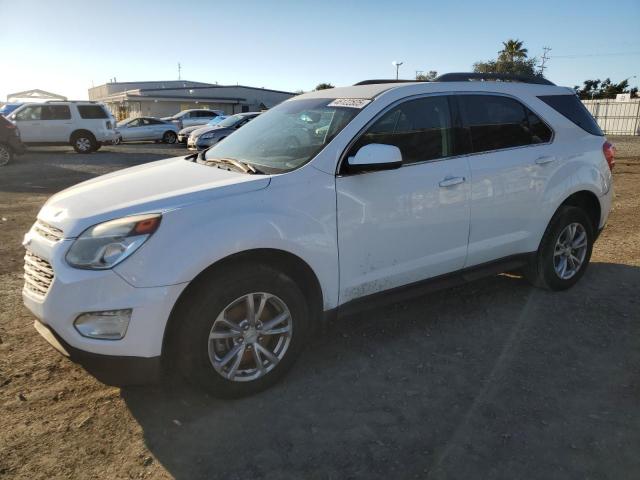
left=582, top=99, right=640, bottom=136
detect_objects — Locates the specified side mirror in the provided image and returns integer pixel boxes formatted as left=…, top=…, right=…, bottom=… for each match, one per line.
left=347, top=143, right=402, bottom=172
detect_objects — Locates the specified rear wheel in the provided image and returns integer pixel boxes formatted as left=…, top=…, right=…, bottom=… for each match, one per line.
left=524, top=206, right=594, bottom=290
left=172, top=264, right=311, bottom=398
left=162, top=131, right=177, bottom=144
left=0, top=144, right=12, bottom=166
left=71, top=132, right=96, bottom=153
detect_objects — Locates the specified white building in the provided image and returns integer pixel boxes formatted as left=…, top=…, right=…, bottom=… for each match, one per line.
left=88, top=80, right=295, bottom=120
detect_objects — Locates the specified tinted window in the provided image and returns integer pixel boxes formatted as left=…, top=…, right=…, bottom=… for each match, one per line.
left=41, top=105, right=71, bottom=120
left=147, top=118, right=164, bottom=125
left=349, top=96, right=453, bottom=164
left=78, top=105, right=108, bottom=119
left=460, top=95, right=534, bottom=152
left=196, top=111, right=213, bottom=118
left=527, top=109, right=552, bottom=143
left=15, top=106, right=42, bottom=121
left=538, top=94, right=603, bottom=136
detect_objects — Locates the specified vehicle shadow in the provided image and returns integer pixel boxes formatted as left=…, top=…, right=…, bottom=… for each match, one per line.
left=121, top=262, right=640, bottom=480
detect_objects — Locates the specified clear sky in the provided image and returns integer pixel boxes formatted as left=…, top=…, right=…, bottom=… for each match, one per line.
left=1, top=0, right=638, bottom=100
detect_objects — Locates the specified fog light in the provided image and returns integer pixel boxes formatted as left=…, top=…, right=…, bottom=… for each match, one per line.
left=74, top=309, right=132, bottom=340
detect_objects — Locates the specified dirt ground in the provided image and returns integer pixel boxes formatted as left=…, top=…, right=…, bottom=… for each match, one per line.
left=1, top=140, right=639, bottom=479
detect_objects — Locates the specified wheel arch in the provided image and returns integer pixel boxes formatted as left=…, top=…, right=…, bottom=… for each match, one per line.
left=69, top=129, right=96, bottom=143
left=558, top=190, right=601, bottom=233
left=162, top=248, right=324, bottom=357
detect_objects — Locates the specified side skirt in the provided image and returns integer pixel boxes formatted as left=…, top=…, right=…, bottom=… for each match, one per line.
left=328, top=253, right=535, bottom=319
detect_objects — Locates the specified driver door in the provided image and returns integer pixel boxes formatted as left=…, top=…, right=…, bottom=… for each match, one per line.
left=336, top=95, right=471, bottom=304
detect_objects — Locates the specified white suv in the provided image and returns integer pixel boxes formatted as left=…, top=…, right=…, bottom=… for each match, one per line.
left=22, top=74, right=614, bottom=397
left=9, top=101, right=117, bottom=153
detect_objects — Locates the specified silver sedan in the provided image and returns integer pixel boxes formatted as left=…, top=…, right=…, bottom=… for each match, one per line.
left=115, top=117, right=179, bottom=144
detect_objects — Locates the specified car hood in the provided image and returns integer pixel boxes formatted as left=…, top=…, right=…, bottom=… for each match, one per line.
left=179, top=125, right=202, bottom=135
left=193, top=126, right=229, bottom=138
left=38, top=156, right=271, bottom=237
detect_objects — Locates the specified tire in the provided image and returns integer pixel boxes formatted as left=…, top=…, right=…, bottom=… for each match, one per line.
left=71, top=132, right=97, bottom=153
left=524, top=206, right=594, bottom=290
left=0, top=144, right=12, bottom=166
left=171, top=263, right=311, bottom=398
left=162, top=131, right=177, bottom=144
left=114, top=136, right=122, bottom=145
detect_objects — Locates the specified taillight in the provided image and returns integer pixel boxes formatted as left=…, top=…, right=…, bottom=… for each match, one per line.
left=603, top=140, right=616, bottom=171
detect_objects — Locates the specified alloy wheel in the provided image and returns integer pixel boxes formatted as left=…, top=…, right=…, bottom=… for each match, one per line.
left=553, top=222, right=588, bottom=280
left=76, top=137, right=92, bottom=152
left=0, top=145, right=10, bottom=166
left=208, top=292, right=292, bottom=382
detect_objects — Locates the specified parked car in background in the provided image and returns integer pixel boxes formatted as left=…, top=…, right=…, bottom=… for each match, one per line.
left=177, top=115, right=228, bottom=144
left=116, top=117, right=178, bottom=144
left=162, top=109, right=225, bottom=130
left=188, top=112, right=259, bottom=150
left=0, top=115, right=25, bottom=166
left=22, top=74, right=614, bottom=398
left=9, top=101, right=117, bottom=153
left=0, top=103, right=24, bottom=117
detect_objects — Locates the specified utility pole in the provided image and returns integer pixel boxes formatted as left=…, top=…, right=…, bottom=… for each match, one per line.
left=539, top=47, right=552, bottom=75
left=178, top=62, right=182, bottom=80
left=392, top=61, right=403, bottom=80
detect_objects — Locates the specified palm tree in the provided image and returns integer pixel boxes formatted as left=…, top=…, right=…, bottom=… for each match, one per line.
left=499, top=39, right=528, bottom=62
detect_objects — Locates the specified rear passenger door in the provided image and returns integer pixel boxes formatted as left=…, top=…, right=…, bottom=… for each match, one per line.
left=39, top=105, right=73, bottom=142
left=457, top=94, right=554, bottom=266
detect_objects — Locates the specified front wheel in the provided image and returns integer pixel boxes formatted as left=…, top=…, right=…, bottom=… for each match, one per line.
left=0, top=143, right=12, bottom=166
left=172, top=264, right=311, bottom=397
left=162, top=131, right=177, bottom=144
left=524, top=206, right=594, bottom=290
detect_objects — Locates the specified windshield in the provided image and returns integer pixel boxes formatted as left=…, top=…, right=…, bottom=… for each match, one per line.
left=203, top=98, right=363, bottom=172
left=207, top=116, right=227, bottom=126
left=216, top=114, right=247, bottom=128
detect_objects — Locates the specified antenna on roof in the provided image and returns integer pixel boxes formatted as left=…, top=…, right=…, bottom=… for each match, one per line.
left=177, top=62, right=182, bottom=81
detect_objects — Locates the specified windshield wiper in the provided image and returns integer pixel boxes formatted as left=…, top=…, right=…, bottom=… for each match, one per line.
left=201, top=156, right=264, bottom=174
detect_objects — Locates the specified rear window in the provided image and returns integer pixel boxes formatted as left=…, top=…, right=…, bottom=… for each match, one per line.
left=77, top=105, right=109, bottom=119
left=537, top=95, right=603, bottom=136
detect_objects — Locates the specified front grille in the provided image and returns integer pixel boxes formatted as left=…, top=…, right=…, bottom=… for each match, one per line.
left=33, top=220, right=64, bottom=242
left=23, top=251, right=54, bottom=297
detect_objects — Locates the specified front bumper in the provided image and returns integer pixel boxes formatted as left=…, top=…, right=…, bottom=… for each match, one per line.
left=34, top=319, right=161, bottom=385
left=22, top=232, right=187, bottom=384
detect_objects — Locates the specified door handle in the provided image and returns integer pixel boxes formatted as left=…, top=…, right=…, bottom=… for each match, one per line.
left=439, top=176, right=466, bottom=188
left=535, top=155, right=556, bottom=165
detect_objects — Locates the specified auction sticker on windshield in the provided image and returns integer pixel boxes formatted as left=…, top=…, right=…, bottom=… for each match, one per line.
left=327, top=98, right=371, bottom=109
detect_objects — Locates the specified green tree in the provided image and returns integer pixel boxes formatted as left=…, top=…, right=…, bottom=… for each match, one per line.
left=498, top=39, right=528, bottom=62
left=574, top=78, right=637, bottom=99
left=473, top=39, right=542, bottom=78
left=315, top=83, right=334, bottom=90
left=416, top=70, right=438, bottom=81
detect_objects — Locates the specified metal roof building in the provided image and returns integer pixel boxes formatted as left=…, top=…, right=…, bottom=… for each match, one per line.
left=88, top=80, right=295, bottom=120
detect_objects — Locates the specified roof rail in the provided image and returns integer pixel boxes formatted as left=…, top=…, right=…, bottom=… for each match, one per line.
left=44, top=100, right=98, bottom=103
left=353, top=79, right=428, bottom=86
left=435, top=72, right=555, bottom=86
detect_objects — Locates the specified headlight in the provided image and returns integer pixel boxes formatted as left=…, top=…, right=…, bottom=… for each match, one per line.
left=66, top=214, right=161, bottom=270
left=200, top=132, right=217, bottom=139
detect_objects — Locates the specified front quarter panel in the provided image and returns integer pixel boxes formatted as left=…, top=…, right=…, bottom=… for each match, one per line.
left=114, top=165, right=340, bottom=309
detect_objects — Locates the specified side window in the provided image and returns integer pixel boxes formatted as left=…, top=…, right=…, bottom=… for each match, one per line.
left=15, top=106, right=42, bottom=121
left=538, top=94, right=603, bottom=136
left=77, top=105, right=108, bottom=119
left=348, top=96, right=453, bottom=164
left=41, top=105, right=71, bottom=120
left=199, top=111, right=215, bottom=118
left=459, top=95, right=533, bottom=152
left=527, top=109, right=552, bottom=143
left=128, top=118, right=142, bottom=127
left=148, top=118, right=163, bottom=125
left=141, top=118, right=151, bottom=126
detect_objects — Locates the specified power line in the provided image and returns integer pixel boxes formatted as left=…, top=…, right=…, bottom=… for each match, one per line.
left=552, top=51, right=640, bottom=59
